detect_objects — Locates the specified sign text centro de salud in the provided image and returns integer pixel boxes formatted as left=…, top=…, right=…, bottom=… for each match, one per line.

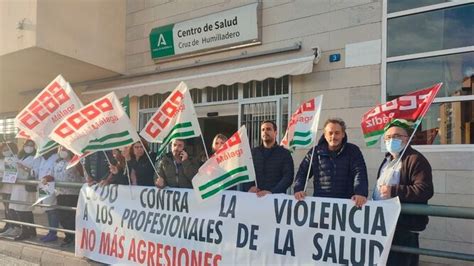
left=149, top=3, right=260, bottom=60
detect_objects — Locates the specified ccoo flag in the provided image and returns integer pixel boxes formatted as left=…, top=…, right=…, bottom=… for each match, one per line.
left=15, top=75, right=83, bottom=156
left=192, top=126, right=255, bottom=201
left=281, top=95, right=323, bottom=151
left=140, top=82, right=202, bottom=156
left=49, top=92, right=139, bottom=156
left=361, top=83, right=442, bottom=146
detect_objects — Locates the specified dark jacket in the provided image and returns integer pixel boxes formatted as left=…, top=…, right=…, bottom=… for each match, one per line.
left=129, top=154, right=155, bottom=186
left=243, top=143, right=294, bottom=193
left=377, top=146, right=433, bottom=231
left=156, top=152, right=199, bottom=188
left=294, top=134, right=368, bottom=198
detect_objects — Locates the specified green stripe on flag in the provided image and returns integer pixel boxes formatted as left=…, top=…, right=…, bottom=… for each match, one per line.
left=38, top=142, right=59, bottom=154
left=365, top=139, right=379, bottom=147
left=294, top=131, right=311, bottom=138
left=290, top=138, right=312, bottom=147
left=89, top=131, right=130, bottom=143
left=198, top=166, right=248, bottom=191
left=364, top=129, right=384, bottom=138
left=201, top=175, right=250, bottom=200
left=161, top=122, right=193, bottom=145
left=81, top=138, right=135, bottom=153
left=43, top=140, right=57, bottom=149
left=157, top=130, right=195, bottom=156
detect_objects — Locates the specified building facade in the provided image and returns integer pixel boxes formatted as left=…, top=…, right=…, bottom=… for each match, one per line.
left=1, top=0, right=472, bottom=264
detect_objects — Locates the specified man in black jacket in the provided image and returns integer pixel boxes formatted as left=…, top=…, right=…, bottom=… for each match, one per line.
left=243, top=120, right=294, bottom=197
left=374, top=119, right=433, bottom=266
left=294, top=118, right=368, bottom=207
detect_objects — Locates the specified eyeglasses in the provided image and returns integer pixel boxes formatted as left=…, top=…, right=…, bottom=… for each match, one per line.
left=384, top=134, right=408, bottom=140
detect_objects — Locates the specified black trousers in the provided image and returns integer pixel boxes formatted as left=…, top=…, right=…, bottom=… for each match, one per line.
left=388, top=229, right=420, bottom=266
left=57, top=195, right=79, bottom=240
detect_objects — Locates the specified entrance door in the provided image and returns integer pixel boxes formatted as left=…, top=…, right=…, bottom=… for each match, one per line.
left=239, top=96, right=289, bottom=148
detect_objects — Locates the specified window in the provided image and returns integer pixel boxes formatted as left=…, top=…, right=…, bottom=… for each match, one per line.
left=0, top=117, right=18, bottom=141
left=384, top=1, right=474, bottom=146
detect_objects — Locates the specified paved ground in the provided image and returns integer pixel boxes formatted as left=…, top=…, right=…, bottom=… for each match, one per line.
left=0, top=253, right=40, bottom=266
left=0, top=211, right=104, bottom=265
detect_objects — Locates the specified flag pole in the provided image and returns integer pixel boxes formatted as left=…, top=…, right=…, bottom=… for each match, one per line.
left=200, top=135, right=209, bottom=160
left=102, top=150, right=112, bottom=165
left=138, top=139, right=161, bottom=179
left=124, top=159, right=134, bottom=199
left=303, top=146, right=316, bottom=192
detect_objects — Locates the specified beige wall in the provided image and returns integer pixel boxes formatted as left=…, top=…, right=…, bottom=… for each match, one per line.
left=36, top=0, right=126, bottom=73
left=122, top=1, right=473, bottom=264
left=0, top=0, right=37, bottom=56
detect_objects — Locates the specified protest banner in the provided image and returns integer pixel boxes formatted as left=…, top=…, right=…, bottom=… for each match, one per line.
left=281, top=95, right=323, bottom=151
left=15, top=130, right=31, bottom=140
left=76, top=185, right=400, bottom=265
left=2, top=156, right=18, bottom=183
left=192, top=126, right=255, bottom=200
left=361, top=83, right=442, bottom=146
left=140, top=82, right=202, bottom=156
left=49, top=92, right=139, bottom=156
left=15, top=75, right=83, bottom=156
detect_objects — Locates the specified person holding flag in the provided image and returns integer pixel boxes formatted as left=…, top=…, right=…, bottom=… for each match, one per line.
left=243, top=120, right=294, bottom=197
left=294, top=118, right=368, bottom=207
left=363, top=82, right=441, bottom=266
left=374, top=119, right=434, bottom=266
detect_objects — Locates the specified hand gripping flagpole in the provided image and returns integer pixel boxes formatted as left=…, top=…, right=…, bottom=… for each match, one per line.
left=303, top=146, right=316, bottom=192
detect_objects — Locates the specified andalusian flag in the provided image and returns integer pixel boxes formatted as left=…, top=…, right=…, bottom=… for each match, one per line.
left=49, top=92, right=139, bottom=156
left=361, top=83, right=442, bottom=146
left=140, top=82, right=202, bottom=156
left=192, top=126, right=255, bottom=201
left=15, top=75, right=83, bottom=156
left=281, top=95, right=323, bottom=151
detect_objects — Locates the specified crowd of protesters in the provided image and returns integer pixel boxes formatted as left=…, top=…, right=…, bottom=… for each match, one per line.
left=0, top=118, right=433, bottom=265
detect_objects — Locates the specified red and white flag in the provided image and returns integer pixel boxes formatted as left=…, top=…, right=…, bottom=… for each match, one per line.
left=361, top=83, right=442, bottom=146
left=15, top=75, right=83, bottom=156
left=281, top=95, right=323, bottom=151
left=49, top=92, right=139, bottom=156
left=192, top=126, right=255, bottom=201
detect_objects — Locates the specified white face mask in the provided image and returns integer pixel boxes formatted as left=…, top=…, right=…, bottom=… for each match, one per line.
left=59, top=151, right=69, bottom=159
left=24, top=146, right=34, bottom=154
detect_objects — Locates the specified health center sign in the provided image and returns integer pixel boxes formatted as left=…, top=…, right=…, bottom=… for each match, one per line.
left=149, top=3, right=260, bottom=60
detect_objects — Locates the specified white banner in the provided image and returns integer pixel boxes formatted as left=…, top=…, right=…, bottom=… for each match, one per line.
left=76, top=185, right=400, bottom=265
left=15, top=75, right=83, bottom=156
left=2, top=157, right=18, bottom=183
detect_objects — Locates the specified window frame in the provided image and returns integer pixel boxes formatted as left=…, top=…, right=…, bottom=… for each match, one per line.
left=382, top=0, right=474, bottom=152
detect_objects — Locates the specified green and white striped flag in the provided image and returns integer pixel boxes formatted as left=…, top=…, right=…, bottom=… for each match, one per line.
left=15, top=75, right=83, bottom=157
left=140, top=82, right=202, bottom=156
left=281, top=95, right=323, bottom=151
left=49, top=92, right=139, bottom=156
left=192, top=126, right=255, bottom=201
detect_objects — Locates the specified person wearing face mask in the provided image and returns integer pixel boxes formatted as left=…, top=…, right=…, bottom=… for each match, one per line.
left=128, top=139, right=156, bottom=187
left=293, top=118, right=368, bottom=207
left=0, top=142, right=20, bottom=236
left=8, top=140, right=41, bottom=240
left=53, top=146, right=84, bottom=247
left=373, top=119, right=433, bottom=266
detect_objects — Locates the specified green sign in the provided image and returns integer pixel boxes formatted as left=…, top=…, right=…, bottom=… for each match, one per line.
left=149, top=3, right=259, bottom=60
left=150, top=24, right=175, bottom=59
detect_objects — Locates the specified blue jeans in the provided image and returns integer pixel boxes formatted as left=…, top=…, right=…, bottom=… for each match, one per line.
left=46, top=210, right=59, bottom=236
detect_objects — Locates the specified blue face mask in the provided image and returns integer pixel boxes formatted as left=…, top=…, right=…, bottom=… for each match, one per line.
left=385, top=138, right=405, bottom=154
